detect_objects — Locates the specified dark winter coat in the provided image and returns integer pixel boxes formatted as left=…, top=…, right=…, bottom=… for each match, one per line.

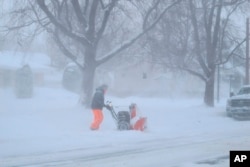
left=91, top=87, right=105, bottom=110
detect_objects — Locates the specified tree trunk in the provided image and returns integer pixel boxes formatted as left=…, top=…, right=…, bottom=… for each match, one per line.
left=81, top=45, right=97, bottom=107
left=81, top=65, right=95, bottom=107
left=204, top=69, right=215, bottom=107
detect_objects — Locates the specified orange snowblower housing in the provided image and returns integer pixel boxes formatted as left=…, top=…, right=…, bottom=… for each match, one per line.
left=129, top=103, right=147, bottom=131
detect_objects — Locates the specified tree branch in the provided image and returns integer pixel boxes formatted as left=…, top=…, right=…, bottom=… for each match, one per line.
left=54, top=30, right=84, bottom=70
left=142, top=0, right=161, bottom=30
left=97, top=0, right=182, bottom=66
left=150, top=57, right=207, bottom=81
left=216, top=38, right=246, bottom=65
left=189, top=0, right=210, bottom=76
left=211, top=0, right=222, bottom=58
left=36, top=0, right=91, bottom=46
left=86, top=0, right=99, bottom=41
left=83, top=0, right=89, bottom=15
left=96, top=0, right=117, bottom=42
left=181, top=67, right=207, bottom=81
left=71, top=0, right=87, bottom=30
left=29, top=0, right=52, bottom=32
left=1, top=21, right=35, bottom=32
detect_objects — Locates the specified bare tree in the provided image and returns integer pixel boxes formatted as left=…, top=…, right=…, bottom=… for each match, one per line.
left=32, top=0, right=181, bottom=106
left=0, top=0, right=46, bottom=52
left=145, top=0, right=247, bottom=106
left=188, top=0, right=247, bottom=106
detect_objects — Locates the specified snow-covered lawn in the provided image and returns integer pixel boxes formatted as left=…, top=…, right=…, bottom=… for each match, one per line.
left=0, top=86, right=250, bottom=167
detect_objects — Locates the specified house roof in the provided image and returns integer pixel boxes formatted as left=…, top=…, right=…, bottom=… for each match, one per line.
left=0, top=51, right=52, bottom=72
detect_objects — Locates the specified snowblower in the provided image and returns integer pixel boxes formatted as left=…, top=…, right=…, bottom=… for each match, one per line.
left=105, top=101, right=147, bottom=131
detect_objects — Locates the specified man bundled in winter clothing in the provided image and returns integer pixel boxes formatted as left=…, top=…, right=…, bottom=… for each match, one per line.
left=90, top=84, right=108, bottom=130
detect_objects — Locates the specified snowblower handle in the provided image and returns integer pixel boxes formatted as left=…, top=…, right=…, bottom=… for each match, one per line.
left=105, top=101, right=118, bottom=122
left=105, top=101, right=113, bottom=111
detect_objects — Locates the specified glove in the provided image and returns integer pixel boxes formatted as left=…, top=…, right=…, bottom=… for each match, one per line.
left=105, top=101, right=113, bottom=110
left=105, top=104, right=112, bottom=110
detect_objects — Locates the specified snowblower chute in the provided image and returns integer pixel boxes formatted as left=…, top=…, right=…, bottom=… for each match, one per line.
left=105, top=101, right=147, bottom=131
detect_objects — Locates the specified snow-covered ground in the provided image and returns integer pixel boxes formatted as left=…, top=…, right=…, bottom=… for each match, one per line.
left=1, top=79, right=250, bottom=167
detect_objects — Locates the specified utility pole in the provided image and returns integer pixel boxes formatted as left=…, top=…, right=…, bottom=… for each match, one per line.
left=246, top=18, right=249, bottom=85
left=217, top=65, right=220, bottom=103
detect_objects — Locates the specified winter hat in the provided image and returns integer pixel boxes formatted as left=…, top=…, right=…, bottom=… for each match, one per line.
left=98, top=84, right=108, bottom=91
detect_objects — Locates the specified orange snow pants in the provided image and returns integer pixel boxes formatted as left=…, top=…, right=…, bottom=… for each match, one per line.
left=90, top=109, right=103, bottom=130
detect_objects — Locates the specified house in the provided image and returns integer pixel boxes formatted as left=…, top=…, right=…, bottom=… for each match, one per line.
left=0, top=51, right=52, bottom=87
left=97, top=59, right=204, bottom=97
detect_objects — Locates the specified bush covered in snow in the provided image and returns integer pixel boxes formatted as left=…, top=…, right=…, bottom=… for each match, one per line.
left=62, top=64, right=82, bottom=92
left=15, top=65, right=33, bottom=98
